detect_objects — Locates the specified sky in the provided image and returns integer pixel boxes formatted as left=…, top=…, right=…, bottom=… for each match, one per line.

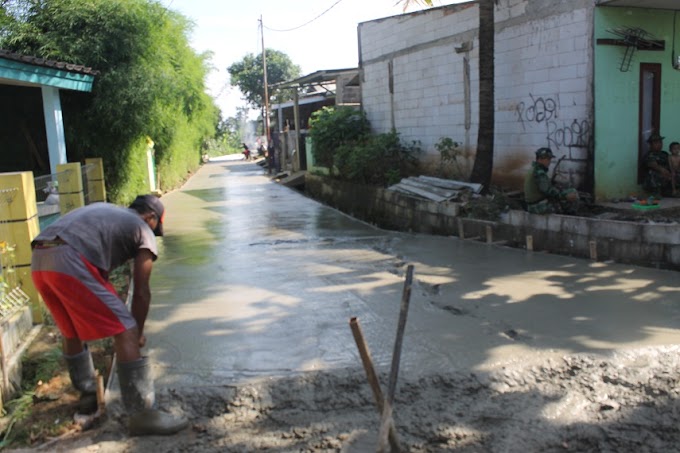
left=163, top=0, right=455, bottom=118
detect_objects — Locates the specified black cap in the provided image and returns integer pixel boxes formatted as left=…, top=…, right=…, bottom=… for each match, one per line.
left=647, top=133, right=665, bottom=143
left=535, top=147, right=555, bottom=159
left=130, top=195, right=164, bottom=236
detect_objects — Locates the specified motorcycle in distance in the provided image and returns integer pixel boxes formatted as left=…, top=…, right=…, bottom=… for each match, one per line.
left=242, top=143, right=251, bottom=161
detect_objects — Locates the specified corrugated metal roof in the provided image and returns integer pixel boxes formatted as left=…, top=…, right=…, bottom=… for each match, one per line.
left=273, top=68, right=358, bottom=89
left=388, top=176, right=483, bottom=202
left=0, top=49, right=99, bottom=76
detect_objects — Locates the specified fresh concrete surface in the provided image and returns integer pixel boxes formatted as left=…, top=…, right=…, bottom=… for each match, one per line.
left=145, top=157, right=680, bottom=389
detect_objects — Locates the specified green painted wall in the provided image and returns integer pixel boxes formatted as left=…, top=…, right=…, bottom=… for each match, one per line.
left=594, top=7, right=680, bottom=200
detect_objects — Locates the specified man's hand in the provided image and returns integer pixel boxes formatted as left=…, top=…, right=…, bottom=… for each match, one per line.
left=139, top=334, right=147, bottom=348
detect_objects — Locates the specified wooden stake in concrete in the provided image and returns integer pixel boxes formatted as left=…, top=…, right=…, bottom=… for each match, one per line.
left=377, top=265, right=414, bottom=453
left=457, top=218, right=465, bottom=239
left=485, top=225, right=493, bottom=244
left=349, top=318, right=402, bottom=453
left=96, top=374, right=105, bottom=413
left=589, top=240, right=597, bottom=261
left=526, top=235, right=533, bottom=252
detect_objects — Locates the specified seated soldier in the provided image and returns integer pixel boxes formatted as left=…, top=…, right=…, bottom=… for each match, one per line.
left=669, top=141, right=680, bottom=195
left=643, top=133, right=672, bottom=197
left=524, top=147, right=579, bottom=214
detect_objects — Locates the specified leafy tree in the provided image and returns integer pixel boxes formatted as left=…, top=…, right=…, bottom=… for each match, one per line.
left=216, top=114, right=244, bottom=150
left=0, top=2, right=14, bottom=32
left=227, top=49, right=301, bottom=111
left=0, top=0, right=218, bottom=202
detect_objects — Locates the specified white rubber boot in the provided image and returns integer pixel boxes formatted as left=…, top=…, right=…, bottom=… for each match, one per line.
left=117, top=357, right=189, bottom=436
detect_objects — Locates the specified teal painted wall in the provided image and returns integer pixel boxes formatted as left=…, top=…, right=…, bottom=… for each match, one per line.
left=305, top=136, right=329, bottom=175
left=595, top=7, right=680, bottom=200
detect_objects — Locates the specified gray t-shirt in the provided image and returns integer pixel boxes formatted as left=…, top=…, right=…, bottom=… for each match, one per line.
left=34, top=203, right=158, bottom=271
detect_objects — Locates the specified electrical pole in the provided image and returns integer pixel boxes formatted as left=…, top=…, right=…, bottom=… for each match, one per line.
left=260, top=15, right=271, bottom=145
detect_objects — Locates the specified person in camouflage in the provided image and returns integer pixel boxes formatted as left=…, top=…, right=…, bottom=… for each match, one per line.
left=642, top=133, right=673, bottom=196
left=524, top=147, right=579, bottom=214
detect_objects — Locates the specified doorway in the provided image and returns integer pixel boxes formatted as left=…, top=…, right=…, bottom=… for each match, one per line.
left=638, top=63, right=661, bottom=182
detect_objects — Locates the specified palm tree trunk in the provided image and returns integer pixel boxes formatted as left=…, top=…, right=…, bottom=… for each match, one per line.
left=470, top=0, right=495, bottom=190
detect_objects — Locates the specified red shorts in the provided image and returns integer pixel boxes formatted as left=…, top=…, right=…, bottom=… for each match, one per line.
left=31, top=244, right=136, bottom=341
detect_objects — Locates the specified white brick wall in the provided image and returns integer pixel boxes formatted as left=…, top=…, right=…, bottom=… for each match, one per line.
left=359, top=0, right=594, bottom=189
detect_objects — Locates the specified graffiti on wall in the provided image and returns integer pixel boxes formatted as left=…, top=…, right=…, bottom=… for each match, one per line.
left=546, top=119, right=591, bottom=151
left=516, top=94, right=559, bottom=128
left=515, top=93, right=592, bottom=152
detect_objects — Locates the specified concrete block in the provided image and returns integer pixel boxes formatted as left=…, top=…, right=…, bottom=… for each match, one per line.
left=57, top=163, right=85, bottom=214
left=569, top=146, right=590, bottom=161
left=559, top=50, right=588, bottom=67
left=644, top=224, right=680, bottom=245
left=591, top=219, right=640, bottom=242
left=439, top=202, right=460, bottom=217
left=529, top=213, right=549, bottom=231
left=560, top=215, right=590, bottom=236
left=574, top=37, right=588, bottom=51
left=0, top=172, right=38, bottom=221
left=86, top=180, right=106, bottom=203
left=549, top=65, right=578, bottom=81
left=425, top=200, right=439, bottom=215
left=557, top=38, right=575, bottom=53
left=423, top=213, right=439, bottom=231
left=84, top=157, right=105, bottom=180
left=546, top=214, right=564, bottom=232
left=382, top=190, right=396, bottom=204
left=56, top=162, right=84, bottom=193
left=668, top=245, right=680, bottom=267
left=505, top=209, right=528, bottom=227
left=8, top=216, right=40, bottom=266
left=374, top=187, right=385, bottom=199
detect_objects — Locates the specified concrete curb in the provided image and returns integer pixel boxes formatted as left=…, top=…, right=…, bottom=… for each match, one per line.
left=305, top=174, right=680, bottom=270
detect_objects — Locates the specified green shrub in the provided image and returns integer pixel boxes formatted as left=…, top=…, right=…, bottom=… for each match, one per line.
left=309, top=106, right=369, bottom=171
left=435, top=137, right=464, bottom=178
left=342, top=131, right=421, bottom=187
left=156, top=114, right=203, bottom=190
left=107, top=136, right=152, bottom=204
left=308, top=107, right=419, bottom=186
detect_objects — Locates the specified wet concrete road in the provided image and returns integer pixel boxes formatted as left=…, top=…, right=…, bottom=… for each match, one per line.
left=146, top=157, right=680, bottom=389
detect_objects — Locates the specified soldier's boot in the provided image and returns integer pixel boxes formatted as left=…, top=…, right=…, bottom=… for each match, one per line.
left=65, top=346, right=99, bottom=414
left=117, top=357, right=189, bottom=436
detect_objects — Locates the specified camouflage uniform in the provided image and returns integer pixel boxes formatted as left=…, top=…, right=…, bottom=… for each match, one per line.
left=524, top=161, right=578, bottom=214
left=643, top=151, right=672, bottom=196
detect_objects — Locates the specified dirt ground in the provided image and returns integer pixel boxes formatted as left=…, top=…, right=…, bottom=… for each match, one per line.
left=0, top=267, right=125, bottom=449
left=3, top=344, right=680, bottom=452
left=0, top=326, right=113, bottom=448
